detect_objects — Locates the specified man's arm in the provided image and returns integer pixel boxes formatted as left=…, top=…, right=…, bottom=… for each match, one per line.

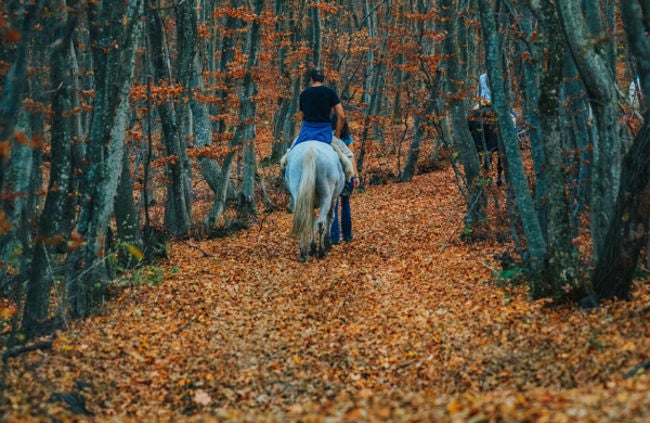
left=333, top=103, right=345, bottom=138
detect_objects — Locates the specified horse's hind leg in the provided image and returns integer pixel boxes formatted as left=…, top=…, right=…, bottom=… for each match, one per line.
left=316, top=201, right=335, bottom=258
left=299, top=236, right=309, bottom=262
left=310, top=238, right=317, bottom=257
left=323, top=203, right=335, bottom=253
left=316, top=221, right=327, bottom=258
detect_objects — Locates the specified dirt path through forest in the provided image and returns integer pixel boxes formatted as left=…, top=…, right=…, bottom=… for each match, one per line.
left=4, top=167, right=650, bottom=422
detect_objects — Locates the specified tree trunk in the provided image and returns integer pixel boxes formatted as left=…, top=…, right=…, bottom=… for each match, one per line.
left=357, top=57, right=382, bottom=178
left=562, top=59, right=592, bottom=239
left=398, top=0, right=435, bottom=182
left=517, top=4, right=548, bottom=235
left=62, top=36, right=85, bottom=239
left=206, top=1, right=263, bottom=225
left=556, top=0, right=620, bottom=262
left=311, top=0, right=322, bottom=67
left=270, top=0, right=303, bottom=162
left=0, top=117, right=36, bottom=294
left=589, top=119, right=650, bottom=302
left=23, top=8, right=77, bottom=333
left=237, top=0, right=264, bottom=217
left=148, top=3, right=191, bottom=236
left=587, top=0, right=650, bottom=304
left=174, top=0, right=195, bottom=213
left=478, top=0, right=546, bottom=273
left=114, top=149, right=143, bottom=269
left=0, top=4, right=41, bottom=294
left=176, top=0, right=240, bottom=225
left=437, top=0, right=486, bottom=236
left=357, top=1, right=385, bottom=178
left=214, top=0, right=243, bottom=136
left=535, top=0, right=576, bottom=298
left=399, top=100, right=430, bottom=182
left=66, top=0, right=143, bottom=318
left=0, top=3, right=40, bottom=193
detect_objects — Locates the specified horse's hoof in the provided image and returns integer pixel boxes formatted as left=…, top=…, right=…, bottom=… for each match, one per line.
left=298, top=255, right=307, bottom=263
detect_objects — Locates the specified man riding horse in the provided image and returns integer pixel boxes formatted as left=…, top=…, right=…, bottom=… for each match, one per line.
left=281, top=67, right=359, bottom=188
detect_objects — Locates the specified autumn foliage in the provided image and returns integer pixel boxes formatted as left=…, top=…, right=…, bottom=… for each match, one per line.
left=3, top=161, right=650, bottom=421
left=2, top=1, right=650, bottom=421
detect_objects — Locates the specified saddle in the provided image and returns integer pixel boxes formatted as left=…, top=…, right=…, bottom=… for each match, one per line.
left=280, top=138, right=355, bottom=181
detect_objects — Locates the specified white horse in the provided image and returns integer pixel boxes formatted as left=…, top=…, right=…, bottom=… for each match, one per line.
left=285, top=141, right=346, bottom=262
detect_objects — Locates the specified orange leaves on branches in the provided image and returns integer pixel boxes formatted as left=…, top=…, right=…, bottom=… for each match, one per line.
left=213, top=5, right=258, bottom=23
left=310, top=2, right=340, bottom=15
left=130, top=82, right=185, bottom=105
left=187, top=145, right=242, bottom=161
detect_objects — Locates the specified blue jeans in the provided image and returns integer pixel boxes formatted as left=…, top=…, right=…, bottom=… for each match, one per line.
left=331, top=180, right=353, bottom=243
left=294, top=121, right=333, bottom=145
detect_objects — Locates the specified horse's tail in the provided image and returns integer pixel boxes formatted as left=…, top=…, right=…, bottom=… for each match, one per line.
left=291, top=147, right=317, bottom=238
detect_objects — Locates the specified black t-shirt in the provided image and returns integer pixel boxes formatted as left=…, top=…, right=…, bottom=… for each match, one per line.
left=299, top=85, right=341, bottom=122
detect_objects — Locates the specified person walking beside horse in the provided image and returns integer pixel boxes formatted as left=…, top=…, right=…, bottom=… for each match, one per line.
left=330, top=115, right=358, bottom=244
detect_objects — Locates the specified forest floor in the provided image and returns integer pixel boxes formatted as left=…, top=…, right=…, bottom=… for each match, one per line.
left=3, top=160, right=650, bottom=422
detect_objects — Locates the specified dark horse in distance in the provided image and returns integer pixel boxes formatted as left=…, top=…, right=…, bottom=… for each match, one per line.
left=468, top=105, right=504, bottom=186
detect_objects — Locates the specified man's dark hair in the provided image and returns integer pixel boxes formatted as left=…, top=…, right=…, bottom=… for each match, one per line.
left=309, top=67, right=325, bottom=83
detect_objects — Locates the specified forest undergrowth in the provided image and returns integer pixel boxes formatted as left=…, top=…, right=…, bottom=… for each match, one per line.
left=2, top=150, right=650, bottom=422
